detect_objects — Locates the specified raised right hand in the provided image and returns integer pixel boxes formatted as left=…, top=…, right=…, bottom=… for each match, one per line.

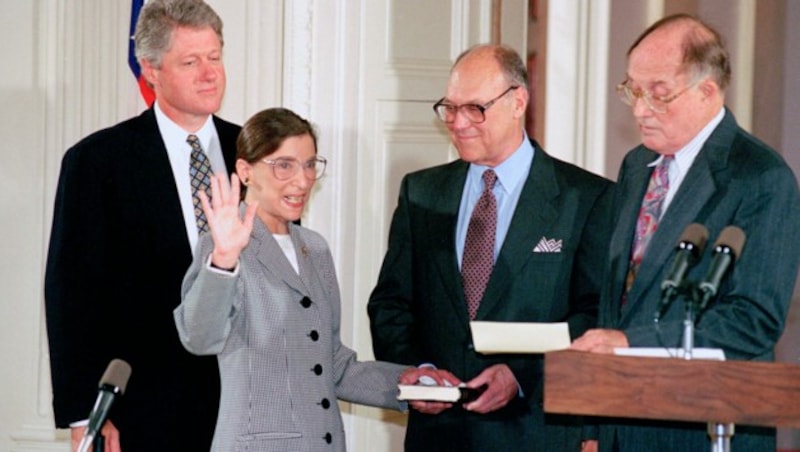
left=198, top=173, right=258, bottom=269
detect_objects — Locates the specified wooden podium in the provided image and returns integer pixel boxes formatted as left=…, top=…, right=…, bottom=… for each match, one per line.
left=543, top=350, right=800, bottom=428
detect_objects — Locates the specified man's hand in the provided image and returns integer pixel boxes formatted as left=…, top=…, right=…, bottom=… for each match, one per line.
left=462, top=364, right=518, bottom=413
left=582, top=439, right=599, bottom=452
left=71, top=420, right=121, bottom=452
left=570, top=328, right=629, bottom=354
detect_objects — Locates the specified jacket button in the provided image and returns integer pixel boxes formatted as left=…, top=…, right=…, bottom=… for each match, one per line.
left=309, top=330, right=319, bottom=341
left=320, top=398, right=331, bottom=409
left=324, top=432, right=332, bottom=443
left=312, top=364, right=323, bottom=375
left=300, top=297, right=312, bottom=308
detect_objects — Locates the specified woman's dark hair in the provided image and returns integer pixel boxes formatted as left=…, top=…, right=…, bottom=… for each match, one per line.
left=236, top=108, right=317, bottom=163
left=236, top=108, right=318, bottom=200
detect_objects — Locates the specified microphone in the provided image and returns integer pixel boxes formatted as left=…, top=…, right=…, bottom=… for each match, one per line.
left=698, top=226, right=746, bottom=310
left=655, top=223, right=709, bottom=321
left=77, top=359, right=132, bottom=452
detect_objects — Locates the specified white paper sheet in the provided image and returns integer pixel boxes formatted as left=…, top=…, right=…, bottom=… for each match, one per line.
left=469, top=321, right=571, bottom=354
left=613, top=347, right=725, bottom=360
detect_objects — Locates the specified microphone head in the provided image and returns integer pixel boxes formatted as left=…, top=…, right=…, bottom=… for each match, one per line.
left=99, top=359, right=132, bottom=394
left=677, top=223, right=709, bottom=257
left=714, top=225, right=746, bottom=258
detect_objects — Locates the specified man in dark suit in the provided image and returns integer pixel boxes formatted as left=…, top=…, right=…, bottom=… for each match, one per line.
left=571, top=14, right=800, bottom=451
left=368, top=44, right=613, bottom=451
left=44, top=1, right=239, bottom=450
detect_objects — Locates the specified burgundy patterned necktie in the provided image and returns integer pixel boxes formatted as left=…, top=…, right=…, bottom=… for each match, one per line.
left=624, top=156, right=673, bottom=298
left=187, top=134, right=212, bottom=233
left=462, top=169, right=498, bottom=319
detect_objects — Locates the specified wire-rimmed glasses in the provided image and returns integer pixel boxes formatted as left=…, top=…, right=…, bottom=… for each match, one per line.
left=616, top=80, right=698, bottom=114
left=260, top=156, right=327, bottom=180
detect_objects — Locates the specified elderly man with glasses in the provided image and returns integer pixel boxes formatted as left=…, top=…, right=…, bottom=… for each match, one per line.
left=368, top=43, right=614, bottom=451
left=571, top=13, right=800, bottom=452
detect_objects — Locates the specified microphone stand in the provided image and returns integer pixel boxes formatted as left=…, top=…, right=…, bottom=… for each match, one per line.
left=78, top=432, right=104, bottom=452
left=681, top=293, right=695, bottom=360
left=680, top=286, right=734, bottom=452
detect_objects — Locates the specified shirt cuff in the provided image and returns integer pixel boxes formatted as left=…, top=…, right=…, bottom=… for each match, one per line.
left=205, top=254, right=240, bottom=276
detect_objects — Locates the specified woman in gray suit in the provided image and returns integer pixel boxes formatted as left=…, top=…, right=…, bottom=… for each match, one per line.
left=174, top=108, right=426, bottom=451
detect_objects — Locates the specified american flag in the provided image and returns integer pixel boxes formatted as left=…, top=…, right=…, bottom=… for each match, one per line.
left=129, top=0, right=155, bottom=106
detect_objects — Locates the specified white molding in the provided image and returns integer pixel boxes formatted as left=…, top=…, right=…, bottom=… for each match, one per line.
left=544, top=1, right=581, bottom=163
left=732, top=0, right=755, bottom=131
left=242, top=0, right=284, bottom=118
left=645, top=0, right=665, bottom=27
left=583, top=1, right=611, bottom=175
left=290, top=0, right=364, bottom=444
left=283, top=0, right=314, bottom=116
left=544, top=0, right=610, bottom=174
left=454, top=0, right=493, bottom=52
left=26, top=1, right=164, bottom=448
left=477, top=0, right=493, bottom=43
left=10, top=424, right=68, bottom=452
left=35, top=3, right=64, bottom=445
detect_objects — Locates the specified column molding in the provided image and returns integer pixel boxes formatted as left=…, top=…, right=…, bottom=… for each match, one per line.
left=21, top=1, right=137, bottom=447
left=544, top=0, right=610, bottom=175
left=731, top=0, right=755, bottom=131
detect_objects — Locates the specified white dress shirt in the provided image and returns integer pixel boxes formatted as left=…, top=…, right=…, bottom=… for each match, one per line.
left=154, top=101, right=228, bottom=253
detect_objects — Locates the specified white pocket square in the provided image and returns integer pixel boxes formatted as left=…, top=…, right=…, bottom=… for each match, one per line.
left=533, top=237, right=562, bottom=253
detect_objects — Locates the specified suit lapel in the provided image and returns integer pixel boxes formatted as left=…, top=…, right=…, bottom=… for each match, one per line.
left=212, top=115, right=239, bottom=172
left=427, top=162, right=472, bottom=326
left=477, top=148, right=560, bottom=319
left=291, top=225, right=328, bottom=302
left=252, top=217, right=309, bottom=295
left=129, top=109, right=193, bottom=257
left=607, top=155, right=652, bottom=316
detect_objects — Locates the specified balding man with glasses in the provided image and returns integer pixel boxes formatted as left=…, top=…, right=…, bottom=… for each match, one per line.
left=572, top=14, right=800, bottom=452
left=368, top=43, right=614, bottom=451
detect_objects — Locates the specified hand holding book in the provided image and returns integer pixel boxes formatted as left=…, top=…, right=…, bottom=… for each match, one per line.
left=397, top=383, right=488, bottom=403
left=397, top=366, right=464, bottom=414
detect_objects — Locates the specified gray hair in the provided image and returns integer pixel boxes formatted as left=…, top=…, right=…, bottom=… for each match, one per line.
left=454, top=44, right=530, bottom=89
left=133, top=0, right=223, bottom=68
left=628, top=14, right=731, bottom=91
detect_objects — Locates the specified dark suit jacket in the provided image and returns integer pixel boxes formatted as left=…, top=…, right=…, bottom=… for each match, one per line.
left=44, top=108, right=240, bottom=451
left=368, top=140, right=613, bottom=451
left=596, top=109, right=800, bottom=451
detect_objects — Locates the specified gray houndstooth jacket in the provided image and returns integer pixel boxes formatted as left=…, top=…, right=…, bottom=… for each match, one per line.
left=175, top=213, right=408, bottom=452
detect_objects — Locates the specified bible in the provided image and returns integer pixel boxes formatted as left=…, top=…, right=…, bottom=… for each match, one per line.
left=397, top=384, right=487, bottom=403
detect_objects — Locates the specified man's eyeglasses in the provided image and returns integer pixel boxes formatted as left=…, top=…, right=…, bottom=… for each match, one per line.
left=260, top=156, right=327, bottom=180
left=433, top=86, right=520, bottom=124
left=616, top=80, right=698, bottom=114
